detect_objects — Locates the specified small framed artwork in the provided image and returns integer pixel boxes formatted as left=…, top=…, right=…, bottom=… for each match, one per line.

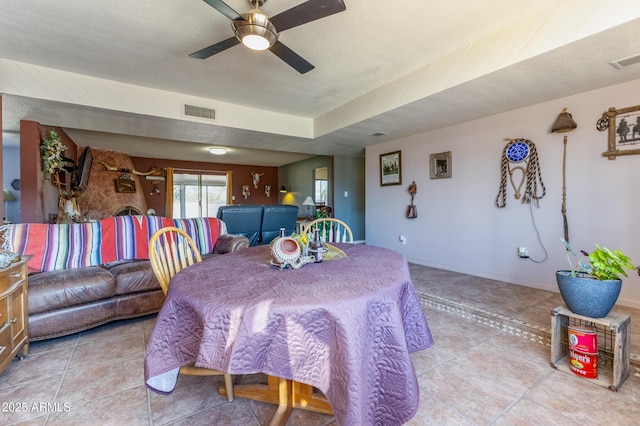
left=380, top=151, right=402, bottom=186
left=430, top=151, right=452, bottom=179
left=115, top=178, right=136, bottom=193
left=599, top=104, right=640, bottom=159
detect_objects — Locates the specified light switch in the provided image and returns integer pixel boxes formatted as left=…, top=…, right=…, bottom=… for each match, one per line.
left=344, top=191, right=348, bottom=197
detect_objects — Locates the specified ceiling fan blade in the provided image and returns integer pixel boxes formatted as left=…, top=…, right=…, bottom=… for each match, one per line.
left=201, top=0, right=244, bottom=21
left=269, top=41, right=315, bottom=74
left=190, top=37, right=241, bottom=59
left=270, top=0, right=346, bottom=33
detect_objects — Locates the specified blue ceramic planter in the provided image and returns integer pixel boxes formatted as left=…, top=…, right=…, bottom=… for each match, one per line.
left=556, top=270, right=622, bottom=318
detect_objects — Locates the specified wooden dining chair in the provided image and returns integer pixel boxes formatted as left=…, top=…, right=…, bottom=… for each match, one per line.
left=302, top=218, right=353, bottom=243
left=148, top=226, right=234, bottom=402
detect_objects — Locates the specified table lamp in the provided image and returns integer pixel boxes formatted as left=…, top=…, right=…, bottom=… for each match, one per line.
left=302, top=196, right=315, bottom=220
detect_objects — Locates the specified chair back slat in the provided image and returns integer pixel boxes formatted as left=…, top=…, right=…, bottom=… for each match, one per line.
left=149, top=227, right=202, bottom=294
left=339, top=226, right=347, bottom=243
left=301, top=218, right=353, bottom=244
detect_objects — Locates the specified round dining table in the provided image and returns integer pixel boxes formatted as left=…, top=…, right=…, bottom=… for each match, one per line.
left=145, top=243, right=433, bottom=425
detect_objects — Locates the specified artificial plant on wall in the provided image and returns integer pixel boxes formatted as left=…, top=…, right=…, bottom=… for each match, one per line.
left=40, top=130, right=67, bottom=177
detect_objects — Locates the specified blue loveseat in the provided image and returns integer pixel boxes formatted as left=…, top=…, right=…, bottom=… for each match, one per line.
left=216, top=204, right=299, bottom=246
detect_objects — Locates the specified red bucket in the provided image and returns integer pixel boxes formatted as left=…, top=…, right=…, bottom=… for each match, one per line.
left=569, top=348, right=598, bottom=379
left=568, top=326, right=597, bottom=354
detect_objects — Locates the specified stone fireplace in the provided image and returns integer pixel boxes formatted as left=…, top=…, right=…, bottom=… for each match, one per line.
left=78, top=148, right=149, bottom=220
left=112, top=205, right=144, bottom=216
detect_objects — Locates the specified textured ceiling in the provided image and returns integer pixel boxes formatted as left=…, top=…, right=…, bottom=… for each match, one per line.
left=2, top=1, right=640, bottom=166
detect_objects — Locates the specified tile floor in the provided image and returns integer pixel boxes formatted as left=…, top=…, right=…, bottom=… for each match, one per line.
left=1, top=264, right=639, bottom=425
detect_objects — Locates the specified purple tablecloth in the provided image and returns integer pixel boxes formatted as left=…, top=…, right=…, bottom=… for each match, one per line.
left=145, top=243, right=433, bottom=425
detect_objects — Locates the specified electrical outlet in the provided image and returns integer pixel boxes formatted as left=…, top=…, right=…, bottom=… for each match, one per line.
left=517, top=247, right=529, bottom=258
left=399, top=235, right=407, bottom=245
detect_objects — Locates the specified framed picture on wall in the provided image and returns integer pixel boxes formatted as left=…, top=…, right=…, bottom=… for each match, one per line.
left=380, top=151, right=402, bottom=186
left=115, top=178, right=136, bottom=193
left=599, top=104, right=640, bottom=159
left=430, top=151, right=452, bottom=179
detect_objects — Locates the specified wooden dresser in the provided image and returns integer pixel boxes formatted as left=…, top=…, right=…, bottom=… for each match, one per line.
left=0, top=257, right=29, bottom=374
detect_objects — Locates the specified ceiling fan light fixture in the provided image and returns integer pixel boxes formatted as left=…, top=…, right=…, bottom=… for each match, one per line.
left=242, top=33, right=272, bottom=50
left=232, top=10, right=278, bottom=51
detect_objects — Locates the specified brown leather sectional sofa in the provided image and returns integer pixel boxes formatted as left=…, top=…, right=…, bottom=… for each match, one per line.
left=27, top=234, right=248, bottom=341
left=1, top=217, right=249, bottom=341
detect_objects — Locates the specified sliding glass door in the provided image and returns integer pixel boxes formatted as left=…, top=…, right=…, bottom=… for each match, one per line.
left=172, top=172, right=227, bottom=218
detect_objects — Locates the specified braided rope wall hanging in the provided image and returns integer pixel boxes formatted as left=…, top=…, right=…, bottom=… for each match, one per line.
left=495, top=138, right=546, bottom=208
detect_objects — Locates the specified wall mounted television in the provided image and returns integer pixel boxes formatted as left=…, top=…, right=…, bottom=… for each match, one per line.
left=73, top=147, right=93, bottom=190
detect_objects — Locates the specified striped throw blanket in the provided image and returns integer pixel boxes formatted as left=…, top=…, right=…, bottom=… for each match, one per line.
left=2, top=222, right=102, bottom=273
left=1, top=216, right=223, bottom=273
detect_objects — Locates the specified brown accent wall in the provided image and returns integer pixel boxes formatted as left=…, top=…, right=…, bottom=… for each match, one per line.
left=16, top=119, right=281, bottom=222
left=19, top=122, right=78, bottom=223
left=132, top=157, right=279, bottom=218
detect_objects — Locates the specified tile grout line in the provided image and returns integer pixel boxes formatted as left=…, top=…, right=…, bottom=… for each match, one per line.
left=45, top=334, right=81, bottom=425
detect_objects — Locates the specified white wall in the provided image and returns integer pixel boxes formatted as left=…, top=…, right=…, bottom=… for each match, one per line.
left=2, top=143, right=20, bottom=223
left=366, top=78, right=640, bottom=309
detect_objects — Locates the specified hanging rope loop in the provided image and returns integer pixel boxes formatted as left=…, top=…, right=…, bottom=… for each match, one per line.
left=495, top=138, right=545, bottom=208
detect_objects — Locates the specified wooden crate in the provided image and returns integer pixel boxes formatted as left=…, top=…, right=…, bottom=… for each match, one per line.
left=550, top=306, right=630, bottom=391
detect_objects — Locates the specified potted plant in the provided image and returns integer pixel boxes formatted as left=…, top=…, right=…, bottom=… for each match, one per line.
left=557, top=238, right=636, bottom=318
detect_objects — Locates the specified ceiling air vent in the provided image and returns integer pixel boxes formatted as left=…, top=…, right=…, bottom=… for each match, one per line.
left=183, top=104, right=216, bottom=121
left=610, top=53, right=640, bottom=70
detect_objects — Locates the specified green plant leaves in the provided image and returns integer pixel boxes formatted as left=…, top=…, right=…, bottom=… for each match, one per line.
left=588, top=244, right=636, bottom=280
left=561, top=239, right=636, bottom=281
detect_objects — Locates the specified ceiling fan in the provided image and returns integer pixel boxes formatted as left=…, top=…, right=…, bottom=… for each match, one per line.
left=190, top=0, right=346, bottom=74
